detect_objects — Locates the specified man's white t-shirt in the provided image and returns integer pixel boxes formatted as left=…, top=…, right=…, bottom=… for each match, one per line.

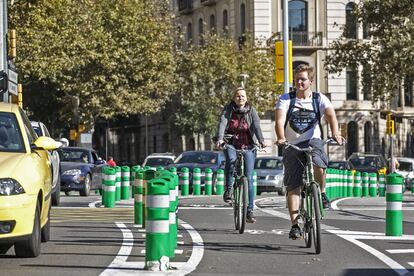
left=276, top=92, right=333, bottom=144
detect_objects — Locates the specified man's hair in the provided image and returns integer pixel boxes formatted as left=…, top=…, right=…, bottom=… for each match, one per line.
left=294, top=64, right=315, bottom=81
left=233, top=86, right=246, bottom=97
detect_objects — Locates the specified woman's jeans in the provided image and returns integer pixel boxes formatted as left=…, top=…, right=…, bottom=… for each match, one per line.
left=223, top=145, right=256, bottom=210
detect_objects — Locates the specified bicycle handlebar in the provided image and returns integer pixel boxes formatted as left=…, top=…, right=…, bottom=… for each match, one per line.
left=219, top=134, right=266, bottom=152
left=282, top=138, right=345, bottom=152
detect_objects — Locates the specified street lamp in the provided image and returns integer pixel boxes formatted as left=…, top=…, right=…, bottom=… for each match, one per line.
left=239, top=73, right=249, bottom=88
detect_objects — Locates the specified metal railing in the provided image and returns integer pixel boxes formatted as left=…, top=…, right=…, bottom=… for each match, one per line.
left=274, top=31, right=323, bottom=47
left=178, top=0, right=193, bottom=13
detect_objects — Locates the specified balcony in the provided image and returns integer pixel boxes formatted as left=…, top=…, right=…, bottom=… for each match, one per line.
left=200, top=0, right=216, bottom=6
left=274, top=31, right=323, bottom=47
left=178, top=0, right=193, bottom=14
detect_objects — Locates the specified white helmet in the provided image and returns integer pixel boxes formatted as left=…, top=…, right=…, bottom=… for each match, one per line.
left=59, top=138, right=69, bottom=147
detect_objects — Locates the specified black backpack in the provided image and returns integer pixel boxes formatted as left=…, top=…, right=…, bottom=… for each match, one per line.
left=284, top=91, right=324, bottom=138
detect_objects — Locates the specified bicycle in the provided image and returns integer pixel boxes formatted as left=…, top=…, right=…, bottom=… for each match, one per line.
left=222, top=135, right=262, bottom=234
left=283, top=138, right=338, bottom=254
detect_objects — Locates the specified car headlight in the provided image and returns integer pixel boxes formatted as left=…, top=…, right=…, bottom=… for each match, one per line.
left=268, top=175, right=276, bottom=180
left=63, top=169, right=82, bottom=176
left=0, top=178, right=25, bottom=195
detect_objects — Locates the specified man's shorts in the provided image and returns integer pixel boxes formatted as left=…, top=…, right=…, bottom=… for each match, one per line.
left=282, top=138, right=328, bottom=192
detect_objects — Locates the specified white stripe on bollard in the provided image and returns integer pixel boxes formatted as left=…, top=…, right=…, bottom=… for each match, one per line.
left=169, top=212, right=176, bottom=223
left=108, top=175, right=116, bottom=181
left=386, top=185, right=403, bottom=194
left=146, top=220, right=169, bottom=233
left=386, top=201, right=402, bottom=211
left=135, top=194, right=143, bottom=202
left=146, top=195, right=170, bottom=208
left=104, top=186, right=116, bottom=192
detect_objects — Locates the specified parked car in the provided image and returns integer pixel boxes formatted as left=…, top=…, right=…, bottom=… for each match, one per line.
left=0, top=102, right=60, bottom=257
left=31, top=121, right=61, bottom=206
left=396, top=157, right=414, bottom=190
left=168, top=150, right=225, bottom=192
left=347, top=152, right=388, bottom=174
left=254, top=156, right=285, bottom=195
left=142, top=153, right=176, bottom=168
left=57, top=147, right=105, bottom=196
left=328, top=160, right=352, bottom=170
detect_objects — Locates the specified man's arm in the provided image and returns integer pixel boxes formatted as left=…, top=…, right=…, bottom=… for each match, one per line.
left=275, top=108, right=287, bottom=144
left=324, top=107, right=343, bottom=144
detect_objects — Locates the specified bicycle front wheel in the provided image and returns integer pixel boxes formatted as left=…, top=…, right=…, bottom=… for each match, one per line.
left=233, top=182, right=240, bottom=231
left=311, top=182, right=322, bottom=254
left=238, top=176, right=248, bottom=234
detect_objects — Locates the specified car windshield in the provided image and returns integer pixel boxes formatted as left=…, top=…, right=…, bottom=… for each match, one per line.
left=254, top=158, right=283, bottom=170
left=398, top=161, right=413, bottom=171
left=175, top=152, right=218, bottom=164
left=58, top=148, right=90, bottom=163
left=349, top=156, right=382, bottom=169
left=0, top=112, right=24, bottom=153
left=32, top=125, right=42, bottom=136
left=146, top=157, right=174, bottom=167
left=329, top=161, right=348, bottom=170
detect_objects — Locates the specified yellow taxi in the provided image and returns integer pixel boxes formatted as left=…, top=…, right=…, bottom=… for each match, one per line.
left=0, top=102, right=60, bottom=257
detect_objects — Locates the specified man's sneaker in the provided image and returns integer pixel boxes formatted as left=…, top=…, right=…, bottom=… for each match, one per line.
left=289, top=224, right=302, bottom=240
left=246, top=209, right=256, bottom=223
left=321, top=192, right=330, bottom=209
left=223, top=187, right=232, bottom=203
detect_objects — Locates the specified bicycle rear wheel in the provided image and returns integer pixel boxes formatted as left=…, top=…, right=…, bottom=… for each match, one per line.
left=310, top=182, right=322, bottom=254
left=238, top=176, right=248, bottom=234
left=233, top=182, right=240, bottom=231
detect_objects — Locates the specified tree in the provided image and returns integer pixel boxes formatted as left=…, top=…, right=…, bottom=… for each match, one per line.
left=324, top=0, right=414, bottom=104
left=174, top=33, right=278, bottom=140
left=9, top=0, right=177, bottom=128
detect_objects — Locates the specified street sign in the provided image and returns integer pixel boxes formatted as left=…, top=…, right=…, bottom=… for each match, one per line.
left=80, top=133, right=92, bottom=144
left=8, top=81, right=17, bottom=95
left=8, top=69, right=17, bottom=83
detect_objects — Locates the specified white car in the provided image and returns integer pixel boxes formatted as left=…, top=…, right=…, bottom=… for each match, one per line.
left=396, top=157, right=414, bottom=190
left=142, top=153, right=176, bottom=168
left=31, top=121, right=61, bottom=206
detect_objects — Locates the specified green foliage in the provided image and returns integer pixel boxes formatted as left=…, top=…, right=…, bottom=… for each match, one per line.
left=325, top=0, right=414, bottom=102
left=9, top=0, right=177, bottom=127
left=174, top=33, right=278, bottom=136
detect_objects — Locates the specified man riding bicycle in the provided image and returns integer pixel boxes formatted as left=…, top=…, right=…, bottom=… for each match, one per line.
left=216, top=87, right=267, bottom=223
left=275, top=65, right=344, bottom=239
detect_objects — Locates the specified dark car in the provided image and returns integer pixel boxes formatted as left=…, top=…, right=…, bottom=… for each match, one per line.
left=57, top=147, right=106, bottom=196
left=328, top=160, right=352, bottom=170
left=347, top=152, right=387, bottom=174
left=167, top=150, right=225, bottom=191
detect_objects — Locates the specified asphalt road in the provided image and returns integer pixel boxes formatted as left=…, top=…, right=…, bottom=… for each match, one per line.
left=1, top=191, right=413, bottom=276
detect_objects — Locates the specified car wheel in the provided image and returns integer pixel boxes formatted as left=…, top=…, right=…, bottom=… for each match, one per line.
left=51, top=175, right=61, bottom=206
left=41, top=205, right=51, bottom=243
left=0, top=244, right=12, bottom=254
left=15, top=202, right=41, bottom=257
left=80, top=174, right=91, bottom=196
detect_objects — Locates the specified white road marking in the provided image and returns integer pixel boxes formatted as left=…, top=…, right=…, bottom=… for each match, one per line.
left=89, top=200, right=101, bottom=208
left=177, top=241, right=184, bottom=245
left=330, top=198, right=348, bottom=210
left=140, top=249, right=183, bottom=255
left=99, top=219, right=204, bottom=276
left=387, top=249, right=414, bottom=254
left=408, top=262, right=414, bottom=267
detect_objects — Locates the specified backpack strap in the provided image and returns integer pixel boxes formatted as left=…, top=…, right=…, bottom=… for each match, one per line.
left=312, top=92, right=324, bottom=138
left=284, top=91, right=296, bottom=129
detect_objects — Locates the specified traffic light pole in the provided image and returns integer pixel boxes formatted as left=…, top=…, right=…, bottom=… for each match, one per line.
left=0, top=0, right=8, bottom=102
left=282, top=0, right=289, bottom=94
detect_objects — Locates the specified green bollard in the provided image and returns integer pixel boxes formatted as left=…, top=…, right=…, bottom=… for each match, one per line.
left=145, top=178, right=170, bottom=270
left=369, top=173, right=378, bottom=197
left=378, top=173, right=386, bottom=197
left=205, top=168, right=213, bottom=196
left=325, top=168, right=332, bottom=199
left=192, top=168, right=201, bottom=195
left=347, top=170, right=353, bottom=197
left=121, top=166, right=130, bottom=200
left=143, top=168, right=156, bottom=228
left=134, top=170, right=144, bottom=225
left=131, top=165, right=140, bottom=199
left=101, top=166, right=107, bottom=204
left=361, top=172, right=369, bottom=197
left=114, top=166, right=121, bottom=202
left=216, top=169, right=224, bottom=195
left=353, top=171, right=361, bottom=197
left=158, top=170, right=178, bottom=259
left=180, top=167, right=189, bottom=196
left=104, top=167, right=116, bottom=208
left=386, top=173, right=404, bottom=236
left=169, top=167, right=177, bottom=175
left=253, top=171, right=257, bottom=196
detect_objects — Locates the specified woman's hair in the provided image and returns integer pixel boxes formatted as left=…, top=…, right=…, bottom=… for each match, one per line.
left=233, top=87, right=246, bottom=97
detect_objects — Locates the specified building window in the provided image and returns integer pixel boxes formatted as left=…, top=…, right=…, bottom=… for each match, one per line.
left=210, top=14, right=216, bottom=32
left=362, top=64, right=372, bottom=101
left=288, top=0, right=308, bottom=44
left=404, top=75, right=413, bottom=107
left=187, top=22, right=192, bottom=43
left=240, top=4, right=246, bottom=35
left=364, top=122, right=372, bottom=152
left=345, top=2, right=357, bottom=39
left=198, top=18, right=204, bottom=45
left=347, top=121, right=358, bottom=157
left=223, top=9, right=228, bottom=35
left=346, top=67, right=357, bottom=100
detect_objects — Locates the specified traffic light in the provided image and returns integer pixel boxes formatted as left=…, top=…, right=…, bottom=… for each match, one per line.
left=386, top=113, right=395, bottom=135
left=275, top=40, right=293, bottom=84
left=0, top=71, right=7, bottom=94
left=70, top=129, right=78, bottom=140
left=9, top=29, right=16, bottom=59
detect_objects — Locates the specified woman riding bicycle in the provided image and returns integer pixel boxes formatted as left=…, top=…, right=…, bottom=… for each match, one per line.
left=216, top=87, right=267, bottom=223
left=275, top=64, right=344, bottom=239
